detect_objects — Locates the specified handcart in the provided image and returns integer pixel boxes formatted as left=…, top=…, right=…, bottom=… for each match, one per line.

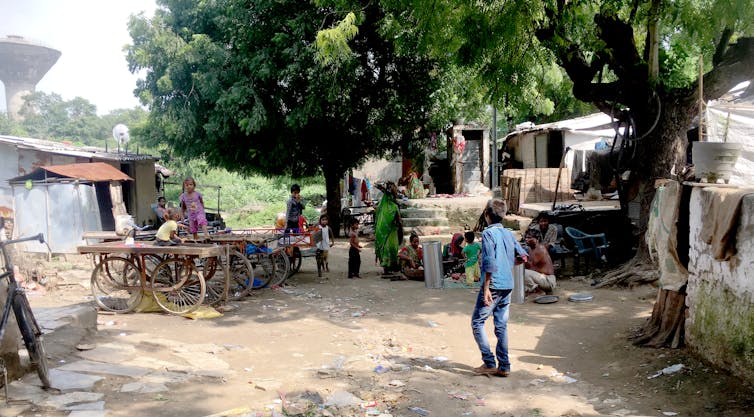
left=205, top=229, right=291, bottom=288
left=78, top=241, right=232, bottom=315
left=278, top=225, right=325, bottom=278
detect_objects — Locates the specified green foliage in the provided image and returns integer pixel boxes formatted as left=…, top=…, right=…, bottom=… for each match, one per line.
left=157, top=159, right=326, bottom=227
left=126, top=0, right=442, bottom=193
left=1, top=91, right=152, bottom=150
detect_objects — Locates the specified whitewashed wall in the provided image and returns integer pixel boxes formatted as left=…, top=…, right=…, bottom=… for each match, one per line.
left=686, top=187, right=754, bottom=382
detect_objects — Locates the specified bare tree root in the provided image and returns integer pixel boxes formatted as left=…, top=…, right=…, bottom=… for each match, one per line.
left=593, top=255, right=658, bottom=288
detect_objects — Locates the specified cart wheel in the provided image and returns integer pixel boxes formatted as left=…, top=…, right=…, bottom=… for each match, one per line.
left=252, top=254, right=275, bottom=289
left=91, top=256, right=142, bottom=313
left=150, top=258, right=206, bottom=315
left=205, top=250, right=254, bottom=305
left=289, top=247, right=302, bottom=274
left=260, top=250, right=291, bottom=287
left=196, top=256, right=219, bottom=281
left=141, top=254, right=164, bottom=275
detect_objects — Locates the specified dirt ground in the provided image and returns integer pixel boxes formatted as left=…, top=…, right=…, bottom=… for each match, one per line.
left=19, top=237, right=754, bottom=417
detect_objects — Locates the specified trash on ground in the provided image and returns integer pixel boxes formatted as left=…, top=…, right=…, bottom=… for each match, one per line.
left=648, top=363, right=684, bottom=379
left=408, top=406, right=430, bottom=415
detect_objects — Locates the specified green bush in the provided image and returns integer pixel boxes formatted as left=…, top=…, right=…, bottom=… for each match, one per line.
left=159, top=162, right=326, bottom=228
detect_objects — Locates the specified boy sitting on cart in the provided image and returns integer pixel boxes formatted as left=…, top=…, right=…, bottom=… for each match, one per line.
left=156, top=209, right=186, bottom=246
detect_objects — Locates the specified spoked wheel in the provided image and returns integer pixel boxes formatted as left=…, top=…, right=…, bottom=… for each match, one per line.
left=266, top=250, right=291, bottom=287
left=91, top=256, right=143, bottom=313
left=288, top=247, right=302, bottom=274
left=195, top=256, right=219, bottom=281
left=150, top=258, right=206, bottom=315
left=204, top=250, right=254, bottom=305
left=13, top=293, right=51, bottom=388
left=252, top=254, right=275, bottom=289
left=141, top=254, right=164, bottom=276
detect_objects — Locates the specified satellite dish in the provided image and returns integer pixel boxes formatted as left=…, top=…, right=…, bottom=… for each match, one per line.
left=112, top=124, right=130, bottom=145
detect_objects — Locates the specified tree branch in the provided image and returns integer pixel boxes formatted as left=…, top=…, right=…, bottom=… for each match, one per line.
left=712, top=27, right=733, bottom=66
left=704, top=37, right=754, bottom=101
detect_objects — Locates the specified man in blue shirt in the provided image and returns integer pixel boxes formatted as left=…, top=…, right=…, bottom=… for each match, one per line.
left=472, top=199, right=528, bottom=377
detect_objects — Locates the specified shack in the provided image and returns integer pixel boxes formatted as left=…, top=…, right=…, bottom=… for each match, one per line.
left=0, top=135, right=158, bottom=250
left=8, top=163, right=133, bottom=253
left=500, top=113, right=617, bottom=210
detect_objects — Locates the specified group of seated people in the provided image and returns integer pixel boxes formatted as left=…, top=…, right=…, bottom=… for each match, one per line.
left=393, top=230, right=482, bottom=284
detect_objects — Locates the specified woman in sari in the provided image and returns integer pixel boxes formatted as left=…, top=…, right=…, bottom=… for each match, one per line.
left=375, top=182, right=403, bottom=275
left=397, top=233, right=424, bottom=280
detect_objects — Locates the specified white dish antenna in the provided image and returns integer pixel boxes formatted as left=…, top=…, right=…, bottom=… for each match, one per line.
left=112, top=124, right=130, bottom=145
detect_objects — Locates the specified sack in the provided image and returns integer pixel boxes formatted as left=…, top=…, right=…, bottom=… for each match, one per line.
left=115, top=214, right=134, bottom=237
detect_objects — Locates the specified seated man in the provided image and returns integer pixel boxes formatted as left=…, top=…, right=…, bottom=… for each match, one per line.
left=527, top=212, right=568, bottom=265
left=397, top=232, right=424, bottom=281
left=153, top=196, right=170, bottom=228
left=523, top=229, right=557, bottom=296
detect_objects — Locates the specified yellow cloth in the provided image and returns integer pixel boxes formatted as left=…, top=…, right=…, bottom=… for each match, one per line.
left=465, top=262, right=480, bottom=285
left=156, top=220, right=178, bottom=241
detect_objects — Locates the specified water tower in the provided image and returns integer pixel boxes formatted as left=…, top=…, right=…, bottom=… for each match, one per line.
left=0, top=35, right=61, bottom=120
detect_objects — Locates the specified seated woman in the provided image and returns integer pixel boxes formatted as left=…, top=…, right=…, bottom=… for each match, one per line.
left=442, top=232, right=465, bottom=275
left=397, top=233, right=424, bottom=280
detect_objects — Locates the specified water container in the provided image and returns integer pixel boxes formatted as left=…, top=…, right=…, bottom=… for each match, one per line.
left=511, top=264, right=525, bottom=304
left=692, top=142, right=742, bottom=183
left=422, top=241, right=443, bottom=289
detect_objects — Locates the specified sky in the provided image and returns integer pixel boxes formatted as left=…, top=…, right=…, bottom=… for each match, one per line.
left=0, top=0, right=156, bottom=115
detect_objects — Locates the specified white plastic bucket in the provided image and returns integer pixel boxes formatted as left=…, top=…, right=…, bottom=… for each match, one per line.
left=692, top=142, right=742, bottom=183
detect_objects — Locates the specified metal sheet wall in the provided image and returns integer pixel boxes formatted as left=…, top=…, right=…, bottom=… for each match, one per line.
left=12, top=182, right=102, bottom=253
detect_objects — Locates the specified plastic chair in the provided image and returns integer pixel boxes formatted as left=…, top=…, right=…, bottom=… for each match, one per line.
left=564, top=226, right=609, bottom=274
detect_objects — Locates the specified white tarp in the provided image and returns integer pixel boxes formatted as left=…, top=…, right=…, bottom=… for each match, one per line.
left=705, top=81, right=754, bottom=185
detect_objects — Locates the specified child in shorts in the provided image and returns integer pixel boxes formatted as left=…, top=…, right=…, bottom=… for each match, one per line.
left=317, top=214, right=335, bottom=272
left=155, top=209, right=185, bottom=246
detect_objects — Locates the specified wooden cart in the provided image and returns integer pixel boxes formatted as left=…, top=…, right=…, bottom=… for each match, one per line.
left=78, top=242, right=231, bottom=315
left=205, top=230, right=291, bottom=287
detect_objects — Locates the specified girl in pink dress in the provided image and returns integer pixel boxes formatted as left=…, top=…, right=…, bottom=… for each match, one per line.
left=180, top=177, right=209, bottom=239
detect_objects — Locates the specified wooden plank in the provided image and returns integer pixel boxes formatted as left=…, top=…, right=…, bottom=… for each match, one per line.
left=78, top=241, right=224, bottom=257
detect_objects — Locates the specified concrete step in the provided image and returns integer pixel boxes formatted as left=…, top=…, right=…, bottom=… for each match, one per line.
left=404, top=225, right=460, bottom=237
left=402, top=217, right=449, bottom=227
left=400, top=207, right=447, bottom=218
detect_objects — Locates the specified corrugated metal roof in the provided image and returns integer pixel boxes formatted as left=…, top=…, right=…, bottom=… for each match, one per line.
left=9, top=162, right=133, bottom=183
left=42, top=162, right=133, bottom=181
left=0, top=135, right=157, bottom=162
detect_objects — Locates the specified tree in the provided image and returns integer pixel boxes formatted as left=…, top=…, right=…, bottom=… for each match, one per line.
left=126, top=0, right=443, bottom=233
left=320, top=0, right=754, bottom=347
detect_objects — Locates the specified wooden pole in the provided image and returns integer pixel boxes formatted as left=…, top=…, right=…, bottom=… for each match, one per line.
left=698, top=55, right=704, bottom=142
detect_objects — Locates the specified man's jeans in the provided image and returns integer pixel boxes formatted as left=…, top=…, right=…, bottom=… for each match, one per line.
left=471, top=288, right=512, bottom=371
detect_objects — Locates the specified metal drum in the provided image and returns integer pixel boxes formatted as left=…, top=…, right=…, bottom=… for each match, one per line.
left=422, top=241, right=443, bottom=289
left=511, top=263, right=525, bottom=303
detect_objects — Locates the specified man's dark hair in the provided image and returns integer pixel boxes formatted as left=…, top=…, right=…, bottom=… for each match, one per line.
left=320, top=214, right=328, bottom=221
left=290, top=183, right=301, bottom=193
left=464, top=231, right=475, bottom=242
left=158, top=196, right=166, bottom=202
left=538, top=212, right=551, bottom=221
left=526, top=229, right=542, bottom=241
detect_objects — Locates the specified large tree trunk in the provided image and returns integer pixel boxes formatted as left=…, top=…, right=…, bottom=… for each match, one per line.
left=322, top=163, right=343, bottom=237
left=631, top=287, right=687, bottom=348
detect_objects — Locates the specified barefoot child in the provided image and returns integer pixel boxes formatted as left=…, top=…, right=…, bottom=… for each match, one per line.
left=155, top=209, right=185, bottom=246
left=348, top=218, right=362, bottom=278
left=180, top=177, right=209, bottom=239
left=317, top=214, right=335, bottom=272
